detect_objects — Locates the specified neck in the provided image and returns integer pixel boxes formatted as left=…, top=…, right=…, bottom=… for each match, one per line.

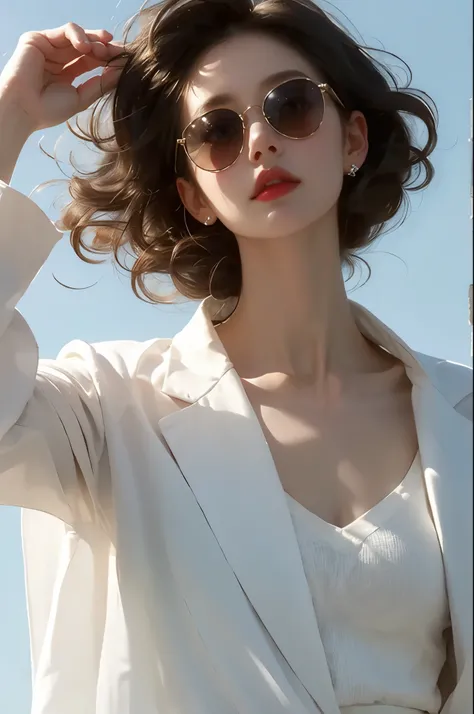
left=215, top=213, right=386, bottom=389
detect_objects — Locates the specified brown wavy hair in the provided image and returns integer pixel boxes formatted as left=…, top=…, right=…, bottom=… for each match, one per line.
left=50, top=0, right=438, bottom=308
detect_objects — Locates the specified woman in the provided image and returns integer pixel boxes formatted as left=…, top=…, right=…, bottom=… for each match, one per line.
left=0, top=0, right=471, bottom=713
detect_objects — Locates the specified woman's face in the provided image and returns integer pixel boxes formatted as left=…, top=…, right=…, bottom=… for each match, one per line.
left=177, top=32, right=368, bottom=240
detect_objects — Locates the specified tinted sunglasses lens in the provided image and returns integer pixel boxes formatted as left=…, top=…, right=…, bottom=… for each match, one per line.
left=264, top=78, right=324, bottom=138
left=184, top=109, right=243, bottom=171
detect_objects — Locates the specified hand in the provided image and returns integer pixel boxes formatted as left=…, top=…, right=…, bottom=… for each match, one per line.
left=0, top=23, right=126, bottom=134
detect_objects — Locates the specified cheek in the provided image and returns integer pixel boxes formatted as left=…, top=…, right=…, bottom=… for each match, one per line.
left=297, top=129, right=345, bottom=202
left=196, top=166, right=247, bottom=217
left=302, top=124, right=344, bottom=175
left=187, top=166, right=225, bottom=215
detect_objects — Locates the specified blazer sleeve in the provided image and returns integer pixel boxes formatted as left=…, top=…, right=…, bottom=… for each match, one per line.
left=0, top=180, right=105, bottom=527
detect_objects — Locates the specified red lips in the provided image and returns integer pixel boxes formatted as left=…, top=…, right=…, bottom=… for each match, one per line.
left=251, top=167, right=301, bottom=199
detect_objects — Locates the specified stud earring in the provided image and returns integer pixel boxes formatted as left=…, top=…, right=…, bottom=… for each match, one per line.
left=347, top=164, right=359, bottom=177
left=204, top=217, right=213, bottom=226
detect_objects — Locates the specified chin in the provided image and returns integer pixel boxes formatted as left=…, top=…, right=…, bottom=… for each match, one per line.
left=239, top=209, right=328, bottom=240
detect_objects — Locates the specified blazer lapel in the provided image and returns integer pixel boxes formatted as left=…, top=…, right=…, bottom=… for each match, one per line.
left=412, top=378, right=472, bottom=697
left=159, top=295, right=472, bottom=714
left=159, top=297, right=339, bottom=714
left=354, top=299, right=473, bottom=706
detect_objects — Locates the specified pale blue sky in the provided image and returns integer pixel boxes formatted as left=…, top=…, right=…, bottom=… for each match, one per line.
left=0, top=0, right=472, bottom=711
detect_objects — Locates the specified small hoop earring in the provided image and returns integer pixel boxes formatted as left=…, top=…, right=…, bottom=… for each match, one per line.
left=183, top=205, right=212, bottom=238
left=347, top=164, right=359, bottom=177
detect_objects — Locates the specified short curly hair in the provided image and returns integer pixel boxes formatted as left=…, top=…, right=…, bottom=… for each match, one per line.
left=53, top=0, right=437, bottom=309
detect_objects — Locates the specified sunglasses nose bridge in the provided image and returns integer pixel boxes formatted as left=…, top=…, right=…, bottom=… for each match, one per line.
left=240, top=103, right=267, bottom=130
left=239, top=103, right=278, bottom=156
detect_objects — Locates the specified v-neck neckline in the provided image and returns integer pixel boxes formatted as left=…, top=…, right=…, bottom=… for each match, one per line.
left=285, top=451, right=421, bottom=545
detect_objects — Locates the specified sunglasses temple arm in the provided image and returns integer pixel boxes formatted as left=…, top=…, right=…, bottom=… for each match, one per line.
left=323, top=84, right=345, bottom=109
left=174, top=142, right=179, bottom=175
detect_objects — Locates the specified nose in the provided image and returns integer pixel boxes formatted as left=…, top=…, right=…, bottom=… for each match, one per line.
left=242, top=105, right=282, bottom=164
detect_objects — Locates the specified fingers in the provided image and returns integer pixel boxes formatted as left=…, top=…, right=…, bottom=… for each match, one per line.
left=75, top=74, right=104, bottom=113
left=48, top=53, right=104, bottom=80
left=17, top=23, right=126, bottom=113
left=53, top=50, right=126, bottom=87
left=43, top=24, right=112, bottom=51
left=75, top=65, right=123, bottom=113
left=102, top=41, right=126, bottom=58
left=32, top=25, right=116, bottom=65
left=45, top=41, right=125, bottom=76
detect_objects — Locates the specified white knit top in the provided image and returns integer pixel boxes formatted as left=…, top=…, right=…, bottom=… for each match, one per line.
left=285, top=452, right=450, bottom=713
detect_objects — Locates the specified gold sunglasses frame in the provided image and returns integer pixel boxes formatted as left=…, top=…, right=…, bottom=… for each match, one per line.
left=174, top=77, right=345, bottom=174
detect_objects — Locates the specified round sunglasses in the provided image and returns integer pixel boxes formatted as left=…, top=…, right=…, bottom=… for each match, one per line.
left=175, top=77, right=345, bottom=173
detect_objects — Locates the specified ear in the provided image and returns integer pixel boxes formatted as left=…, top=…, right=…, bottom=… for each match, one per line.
left=176, top=177, right=216, bottom=226
left=343, top=110, right=369, bottom=173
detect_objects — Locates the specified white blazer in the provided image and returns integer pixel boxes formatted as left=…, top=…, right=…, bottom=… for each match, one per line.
left=0, top=179, right=472, bottom=714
